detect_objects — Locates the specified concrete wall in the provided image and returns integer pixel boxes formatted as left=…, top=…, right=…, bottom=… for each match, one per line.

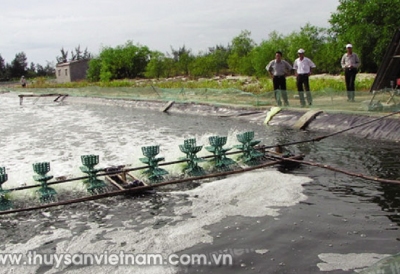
left=55, top=63, right=70, bottom=83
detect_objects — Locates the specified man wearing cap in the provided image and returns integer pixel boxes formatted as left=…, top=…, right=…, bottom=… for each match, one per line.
left=266, top=51, right=292, bottom=106
left=341, top=44, right=360, bottom=102
left=293, top=49, right=316, bottom=107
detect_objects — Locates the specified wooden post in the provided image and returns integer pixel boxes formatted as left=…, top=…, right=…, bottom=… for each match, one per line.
left=121, top=171, right=127, bottom=183
left=161, top=101, right=175, bottom=112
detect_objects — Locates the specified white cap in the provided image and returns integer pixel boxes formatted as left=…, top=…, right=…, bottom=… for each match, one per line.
left=346, top=44, right=352, bottom=48
left=297, top=49, right=305, bottom=54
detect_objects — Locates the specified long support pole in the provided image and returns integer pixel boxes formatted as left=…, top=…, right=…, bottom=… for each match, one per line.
left=0, top=158, right=289, bottom=215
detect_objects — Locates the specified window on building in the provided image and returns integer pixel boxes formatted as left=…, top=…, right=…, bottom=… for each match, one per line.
left=58, top=70, right=61, bottom=76
left=65, top=69, right=68, bottom=76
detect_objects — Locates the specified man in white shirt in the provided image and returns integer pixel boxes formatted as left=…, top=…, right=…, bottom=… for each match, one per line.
left=341, top=44, right=360, bottom=102
left=293, top=49, right=316, bottom=107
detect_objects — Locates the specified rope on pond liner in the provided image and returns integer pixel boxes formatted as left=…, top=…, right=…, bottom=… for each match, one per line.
left=272, top=156, right=400, bottom=185
left=262, top=110, right=400, bottom=150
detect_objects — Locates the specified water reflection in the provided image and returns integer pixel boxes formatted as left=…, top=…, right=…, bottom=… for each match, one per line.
left=371, top=184, right=400, bottom=225
left=291, top=131, right=400, bottom=227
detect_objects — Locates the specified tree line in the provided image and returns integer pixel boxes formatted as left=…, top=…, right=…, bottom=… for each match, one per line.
left=87, top=0, right=400, bottom=81
left=2, top=0, right=400, bottom=82
left=0, top=52, right=55, bottom=81
left=0, top=45, right=91, bottom=81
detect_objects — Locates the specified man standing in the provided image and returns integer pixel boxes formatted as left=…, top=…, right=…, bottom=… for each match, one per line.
left=20, top=76, right=27, bottom=88
left=266, top=51, right=292, bottom=106
left=293, top=49, right=316, bottom=107
left=341, top=44, right=360, bottom=102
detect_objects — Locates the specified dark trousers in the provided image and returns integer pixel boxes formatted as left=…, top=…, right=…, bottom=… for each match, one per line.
left=273, top=76, right=289, bottom=106
left=345, top=68, right=357, bottom=101
left=296, top=74, right=312, bottom=106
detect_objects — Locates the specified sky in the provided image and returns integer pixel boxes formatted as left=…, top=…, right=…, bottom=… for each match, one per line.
left=0, top=0, right=339, bottom=66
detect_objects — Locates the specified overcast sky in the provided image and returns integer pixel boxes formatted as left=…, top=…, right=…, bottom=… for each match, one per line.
left=0, top=0, right=339, bottom=66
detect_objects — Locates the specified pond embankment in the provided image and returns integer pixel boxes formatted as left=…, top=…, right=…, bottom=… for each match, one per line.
left=64, top=95, right=400, bottom=143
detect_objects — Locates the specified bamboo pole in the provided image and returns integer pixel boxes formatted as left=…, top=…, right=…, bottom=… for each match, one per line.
left=6, top=148, right=275, bottom=192
left=0, top=157, right=288, bottom=215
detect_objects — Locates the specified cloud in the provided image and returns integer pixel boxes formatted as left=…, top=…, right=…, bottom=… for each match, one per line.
left=0, top=0, right=339, bottom=65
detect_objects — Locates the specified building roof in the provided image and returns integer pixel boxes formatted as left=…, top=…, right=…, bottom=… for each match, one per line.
left=56, top=59, right=89, bottom=67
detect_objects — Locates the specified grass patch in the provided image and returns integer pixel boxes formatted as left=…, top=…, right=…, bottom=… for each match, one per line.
left=5, top=74, right=387, bottom=113
left=24, top=75, right=375, bottom=94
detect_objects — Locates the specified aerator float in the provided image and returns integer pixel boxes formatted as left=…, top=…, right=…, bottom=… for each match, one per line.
left=80, top=155, right=108, bottom=194
left=0, top=167, right=12, bottom=211
left=33, top=162, right=57, bottom=203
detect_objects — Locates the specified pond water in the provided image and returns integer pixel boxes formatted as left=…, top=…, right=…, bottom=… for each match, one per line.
left=0, top=93, right=399, bottom=274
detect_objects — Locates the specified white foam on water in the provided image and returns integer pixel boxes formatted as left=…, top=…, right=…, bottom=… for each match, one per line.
left=317, top=253, right=391, bottom=272
left=0, top=169, right=310, bottom=273
left=0, top=94, right=273, bottom=201
left=0, top=98, right=161, bottom=190
left=0, top=94, right=312, bottom=273
left=1, top=228, right=73, bottom=274
left=172, top=169, right=310, bottom=218
left=2, top=228, right=72, bottom=254
left=255, top=249, right=269, bottom=255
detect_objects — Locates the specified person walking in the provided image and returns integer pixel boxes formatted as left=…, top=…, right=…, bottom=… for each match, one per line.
left=293, top=49, right=316, bottom=107
left=266, top=51, right=292, bottom=106
left=341, top=44, right=360, bottom=102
